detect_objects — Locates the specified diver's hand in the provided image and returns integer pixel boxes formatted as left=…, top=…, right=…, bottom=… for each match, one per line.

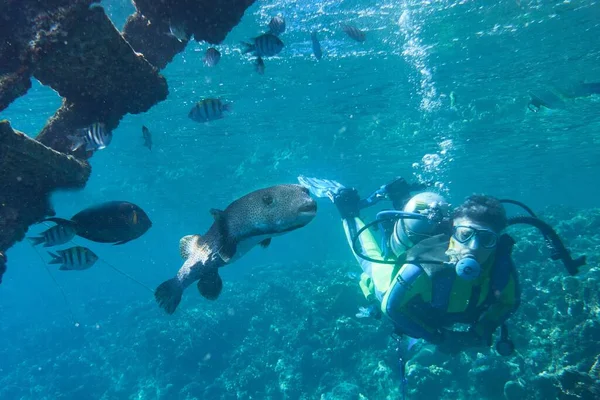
left=356, top=304, right=382, bottom=320
left=384, top=177, right=429, bottom=210
left=333, top=188, right=361, bottom=220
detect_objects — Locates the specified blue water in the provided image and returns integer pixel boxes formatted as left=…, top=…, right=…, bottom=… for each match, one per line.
left=1, top=0, right=599, bottom=399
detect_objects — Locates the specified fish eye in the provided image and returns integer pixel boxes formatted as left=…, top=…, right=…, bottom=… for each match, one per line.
left=262, top=194, right=274, bottom=205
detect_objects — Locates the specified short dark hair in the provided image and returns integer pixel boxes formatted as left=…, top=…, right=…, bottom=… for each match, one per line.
left=452, top=195, right=507, bottom=233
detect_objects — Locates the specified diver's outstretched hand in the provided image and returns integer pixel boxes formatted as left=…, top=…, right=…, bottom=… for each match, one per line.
left=298, top=176, right=346, bottom=202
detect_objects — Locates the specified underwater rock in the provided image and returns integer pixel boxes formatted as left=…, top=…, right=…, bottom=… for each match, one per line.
left=33, top=5, right=168, bottom=155
left=1, top=0, right=169, bottom=156
left=122, top=0, right=256, bottom=69
left=0, top=70, right=32, bottom=112
left=0, top=120, right=90, bottom=254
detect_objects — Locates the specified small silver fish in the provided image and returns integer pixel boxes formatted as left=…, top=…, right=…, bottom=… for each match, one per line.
left=342, top=24, right=366, bottom=42
left=68, top=123, right=112, bottom=152
left=48, top=246, right=99, bottom=271
left=142, top=125, right=152, bottom=151
left=268, top=16, right=286, bottom=36
left=255, top=57, right=265, bottom=75
left=204, top=48, right=221, bottom=67
left=311, top=31, right=322, bottom=60
left=28, top=223, right=76, bottom=247
left=188, top=99, right=231, bottom=123
left=242, top=33, right=284, bottom=58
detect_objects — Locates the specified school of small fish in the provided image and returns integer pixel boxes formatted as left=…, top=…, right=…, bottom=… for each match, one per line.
left=68, top=15, right=365, bottom=154
left=27, top=13, right=363, bottom=292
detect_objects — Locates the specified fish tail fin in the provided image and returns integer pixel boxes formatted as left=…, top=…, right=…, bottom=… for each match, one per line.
left=47, top=252, right=62, bottom=264
left=28, top=236, right=45, bottom=246
left=155, top=278, right=183, bottom=314
left=67, top=135, right=85, bottom=151
left=222, top=102, right=232, bottom=112
left=241, top=41, right=255, bottom=54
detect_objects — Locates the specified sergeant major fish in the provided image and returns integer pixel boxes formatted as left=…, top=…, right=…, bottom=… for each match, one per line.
left=342, top=24, right=366, bottom=42
left=68, top=122, right=112, bottom=152
left=48, top=246, right=99, bottom=271
left=204, top=48, right=221, bottom=67
left=268, top=16, right=286, bottom=36
left=242, top=33, right=284, bottom=58
left=154, top=184, right=317, bottom=314
left=188, top=98, right=231, bottom=123
left=28, top=223, right=76, bottom=247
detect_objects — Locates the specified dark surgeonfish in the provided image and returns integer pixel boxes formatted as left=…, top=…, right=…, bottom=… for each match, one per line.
left=0, top=252, right=6, bottom=284
left=268, top=16, right=286, bottom=36
left=311, top=31, right=322, bottom=60
left=43, top=201, right=152, bottom=245
left=255, top=57, right=265, bottom=75
left=342, top=24, right=366, bottom=42
left=28, top=223, right=76, bottom=247
left=49, top=246, right=99, bottom=271
left=188, top=98, right=231, bottom=123
left=142, top=125, right=152, bottom=150
left=154, top=184, right=317, bottom=314
left=242, top=33, right=284, bottom=58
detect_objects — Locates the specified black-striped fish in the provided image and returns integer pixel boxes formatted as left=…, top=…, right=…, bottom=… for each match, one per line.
left=342, top=24, right=366, bottom=42
left=188, top=99, right=231, bottom=123
left=28, top=223, right=76, bottom=247
left=68, top=123, right=112, bottom=152
left=255, top=57, right=265, bottom=75
left=204, top=48, right=221, bottom=67
left=142, top=125, right=152, bottom=150
left=242, top=33, right=284, bottom=58
left=48, top=246, right=99, bottom=271
left=311, top=31, right=322, bottom=60
left=268, top=16, right=286, bottom=36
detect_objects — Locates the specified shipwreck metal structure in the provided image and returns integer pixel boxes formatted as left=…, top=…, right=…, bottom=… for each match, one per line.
left=0, top=0, right=256, bottom=282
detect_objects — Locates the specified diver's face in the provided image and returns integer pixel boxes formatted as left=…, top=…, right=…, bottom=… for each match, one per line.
left=450, top=218, right=498, bottom=264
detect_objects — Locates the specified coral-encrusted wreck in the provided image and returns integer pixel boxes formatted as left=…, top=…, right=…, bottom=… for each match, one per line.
left=0, top=0, right=256, bottom=282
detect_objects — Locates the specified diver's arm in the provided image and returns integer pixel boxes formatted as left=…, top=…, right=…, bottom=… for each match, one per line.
left=385, top=266, right=444, bottom=342
left=472, top=275, right=519, bottom=343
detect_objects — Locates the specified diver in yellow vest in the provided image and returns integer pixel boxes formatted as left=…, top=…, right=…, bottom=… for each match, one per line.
left=298, top=175, right=586, bottom=356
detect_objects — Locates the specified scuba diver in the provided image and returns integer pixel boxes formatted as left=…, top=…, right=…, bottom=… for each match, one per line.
left=298, top=175, right=586, bottom=356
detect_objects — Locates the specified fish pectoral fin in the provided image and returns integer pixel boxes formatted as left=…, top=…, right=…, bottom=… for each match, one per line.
left=197, top=269, right=223, bottom=300
left=179, top=234, right=203, bottom=259
left=209, top=208, right=225, bottom=221
left=260, top=238, right=272, bottom=248
left=216, top=239, right=236, bottom=263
